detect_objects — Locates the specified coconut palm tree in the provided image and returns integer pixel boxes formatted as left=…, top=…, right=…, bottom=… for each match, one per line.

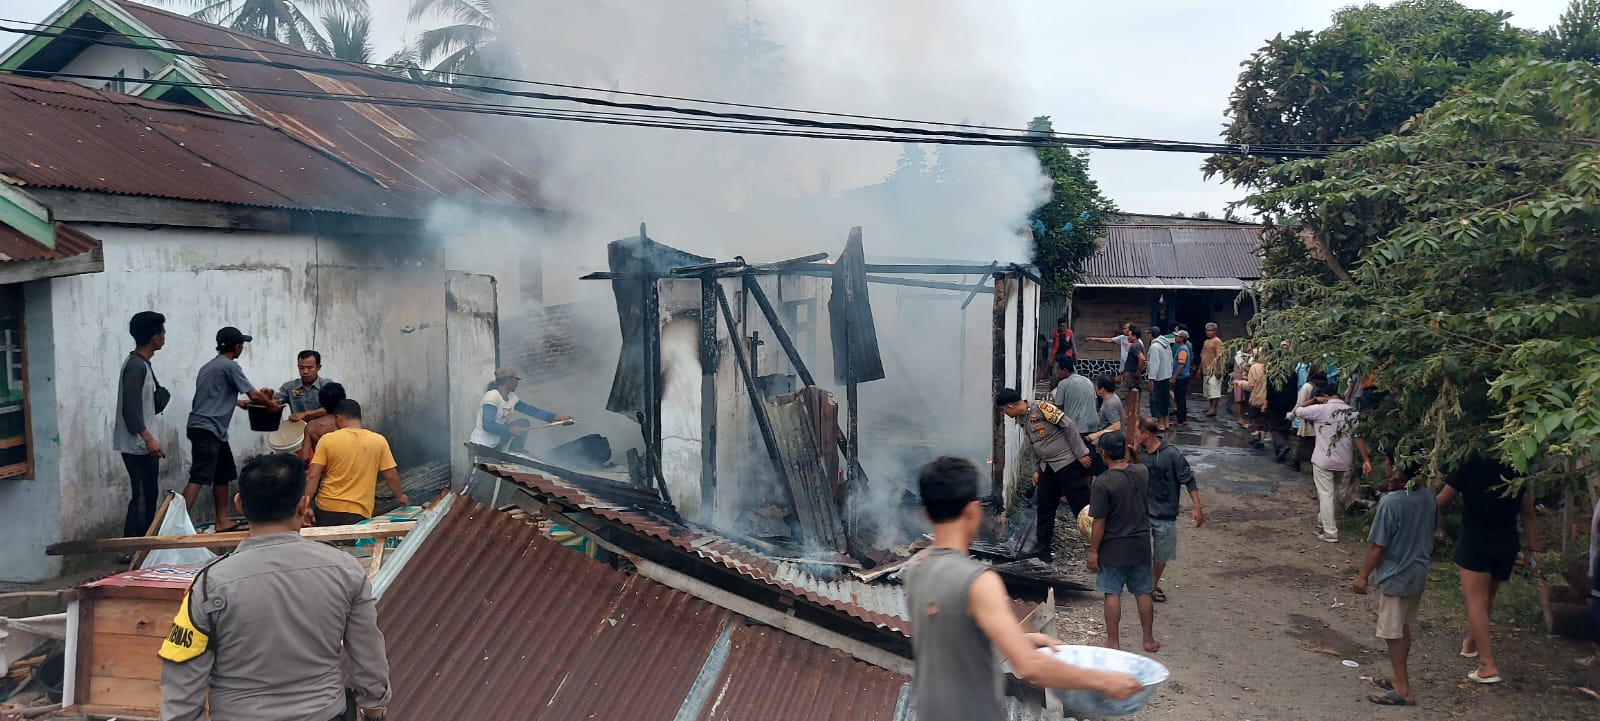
left=319, top=8, right=374, bottom=63
left=170, top=0, right=363, bottom=51
left=407, top=0, right=518, bottom=83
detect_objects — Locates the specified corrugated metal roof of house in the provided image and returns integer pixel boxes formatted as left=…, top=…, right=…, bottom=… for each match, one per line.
left=114, top=0, right=548, bottom=211
left=1083, top=225, right=1264, bottom=284
left=0, top=221, right=101, bottom=262
left=483, top=464, right=916, bottom=635
left=375, top=497, right=909, bottom=721
left=0, top=72, right=413, bottom=216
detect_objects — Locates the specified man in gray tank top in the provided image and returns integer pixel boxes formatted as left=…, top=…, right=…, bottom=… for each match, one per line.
left=904, top=457, right=1141, bottom=721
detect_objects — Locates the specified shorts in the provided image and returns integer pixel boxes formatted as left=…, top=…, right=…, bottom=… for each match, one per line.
left=1124, top=375, right=1142, bottom=393
left=313, top=506, right=368, bottom=528
left=1150, top=517, right=1178, bottom=563
left=1375, top=592, right=1422, bottom=640
left=1455, top=543, right=1518, bottom=582
left=186, top=427, right=238, bottom=486
left=1096, top=562, right=1154, bottom=596
left=1204, top=376, right=1223, bottom=399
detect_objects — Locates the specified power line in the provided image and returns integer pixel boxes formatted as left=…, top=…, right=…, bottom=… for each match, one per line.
left=0, top=21, right=1340, bottom=157
left=0, top=14, right=1364, bottom=150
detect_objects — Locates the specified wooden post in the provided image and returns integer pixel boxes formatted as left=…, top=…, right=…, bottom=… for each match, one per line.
left=742, top=272, right=816, bottom=387
left=700, top=278, right=719, bottom=514
left=991, top=276, right=1009, bottom=502
left=843, top=230, right=861, bottom=491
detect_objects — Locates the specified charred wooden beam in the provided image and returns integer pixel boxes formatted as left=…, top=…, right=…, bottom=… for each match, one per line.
left=714, top=283, right=794, bottom=503
left=961, top=263, right=1000, bottom=310
left=779, top=268, right=991, bottom=293
left=991, top=278, right=1009, bottom=502
left=700, top=278, right=719, bottom=512
left=741, top=272, right=817, bottom=387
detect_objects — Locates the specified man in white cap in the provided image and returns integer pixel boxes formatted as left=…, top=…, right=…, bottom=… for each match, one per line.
left=470, top=366, right=572, bottom=452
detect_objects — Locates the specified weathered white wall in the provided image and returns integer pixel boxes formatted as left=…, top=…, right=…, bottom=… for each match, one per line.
left=999, top=277, right=1041, bottom=506
left=445, top=272, right=498, bottom=488
left=43, top=225, right=449, bottom=544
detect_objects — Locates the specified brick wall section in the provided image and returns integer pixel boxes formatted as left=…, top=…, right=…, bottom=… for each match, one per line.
left=501, top=303, right=579, bottom=383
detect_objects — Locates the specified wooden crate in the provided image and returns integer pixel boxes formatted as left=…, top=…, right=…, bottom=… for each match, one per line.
left=72, top=566, right=195, bottom=718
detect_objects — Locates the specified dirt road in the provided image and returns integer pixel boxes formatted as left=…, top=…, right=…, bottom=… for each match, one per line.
left=1046, top=416, right=1597, bottom=720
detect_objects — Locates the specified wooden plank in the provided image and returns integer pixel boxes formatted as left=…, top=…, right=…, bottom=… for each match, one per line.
left=90, top=598, right=176, bottom=638
left=48, top=521, right=416, bottom=555
left=86, top=632, right=163, bottom=681
left=76, top=704, right=159, bottom=720
left=0, top=248, right=105, bottom=285
left=84, top=674, right=161, bottom=714
left=0, top=461, right=29, bottom=479
left=0, top=434, right=25, bottom=450
left=366, top=540, right=386, bottom=580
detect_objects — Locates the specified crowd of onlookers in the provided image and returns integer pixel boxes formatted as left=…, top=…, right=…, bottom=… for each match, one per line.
left=1032, top=316, right=1597, bottom=707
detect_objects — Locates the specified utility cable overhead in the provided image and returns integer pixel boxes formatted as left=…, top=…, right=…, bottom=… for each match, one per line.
left=0, top=21, right=1336, bottom=156
left=0, top=16, right=1364, bottom=150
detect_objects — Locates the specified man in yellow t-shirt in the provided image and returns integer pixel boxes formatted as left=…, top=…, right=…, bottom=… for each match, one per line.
left=306, top=399, right=407, bottom=527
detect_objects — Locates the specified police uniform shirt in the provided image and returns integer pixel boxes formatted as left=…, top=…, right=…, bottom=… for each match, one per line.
left=277, top=377, right=335, bottom=416
left=159, top=533, right=391, bottom=721
left=1021, top=401, right=1090, bottom=472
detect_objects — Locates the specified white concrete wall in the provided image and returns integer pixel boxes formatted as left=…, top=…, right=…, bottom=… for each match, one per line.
left=43, top=225, right=449, bottom=544
left=445, top=272, right=498, bottom=488
left=0, top=282, right=63, bottom=581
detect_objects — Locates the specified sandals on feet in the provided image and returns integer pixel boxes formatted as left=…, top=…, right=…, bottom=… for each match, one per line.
left=1369, top=677, right=1393, bottom=691
left=1466, top=670, right=1502, bottom=684
left=1369, top=690, right=1414, bottom=706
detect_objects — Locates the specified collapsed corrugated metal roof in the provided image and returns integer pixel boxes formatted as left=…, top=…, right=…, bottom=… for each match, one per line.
left=1083, top=225, right=1264, bottom=287
left=376, top=496, right=910, bottom=721
left=482, top=464, right=915, bottom=635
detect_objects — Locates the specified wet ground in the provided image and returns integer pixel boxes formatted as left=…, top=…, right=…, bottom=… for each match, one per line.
left=1040, top=394, right=1598, bottom=720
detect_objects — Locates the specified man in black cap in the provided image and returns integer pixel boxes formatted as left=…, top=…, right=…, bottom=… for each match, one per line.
left=183, top=327, right=277, bottom=530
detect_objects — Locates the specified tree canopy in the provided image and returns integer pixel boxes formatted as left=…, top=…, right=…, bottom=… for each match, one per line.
left=1243, top=59, right=1600, bottom=492
left=1026, top=116, right=1117, bottom=300
left=1204, top=0, right=1534, bottom=195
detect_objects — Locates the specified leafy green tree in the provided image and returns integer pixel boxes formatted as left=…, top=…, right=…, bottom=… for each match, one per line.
left=407, top=0, right=518, bottom=83
left=1205, top=1, right=1537, bottom=281
left=319, top=8, right=373, bottom=63
left=1243, top=59, right=1600, bottom=492
left=1546, top=0, right=1600, bottom=62
left=171, top=0, right=363, bottom=50
left=1025, top=116, right=1116, bottom=300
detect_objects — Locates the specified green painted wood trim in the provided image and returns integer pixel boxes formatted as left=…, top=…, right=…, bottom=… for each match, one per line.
left=0, top=192, right=54, bottom=249
left=1, top=0, right=235, bottom=114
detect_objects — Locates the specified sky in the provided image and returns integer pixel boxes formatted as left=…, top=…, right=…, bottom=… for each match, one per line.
left=2, top=0, right=1574, bottom=216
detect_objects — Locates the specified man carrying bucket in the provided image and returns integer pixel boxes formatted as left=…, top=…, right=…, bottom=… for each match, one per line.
left=904, top=456, right=1140, bottom=721
left=184, top=327, right=277, bottom=531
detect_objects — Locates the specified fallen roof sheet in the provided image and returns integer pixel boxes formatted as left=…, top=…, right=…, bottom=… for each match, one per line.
left=376, top=496, right=910, bottom=721
left=484, top=464, right=914, bottom=634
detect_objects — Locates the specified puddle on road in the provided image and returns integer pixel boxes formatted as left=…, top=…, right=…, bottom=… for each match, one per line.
left=1170, top=430, right=1253, bottom=449
left=1285, top=613, right=1365, bottom=659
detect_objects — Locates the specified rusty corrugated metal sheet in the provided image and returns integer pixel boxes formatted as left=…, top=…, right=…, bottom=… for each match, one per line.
left=0, top=222, right=100, bottom=262
left=699, top=623, right=906, bottom=721
left=485, top=465, right=914, bottom=634
left=0, top=73, right=408, bottom=216
left=377, top=497, right=908, bottom=721
left=117, top=1, right=548, bottom=210
left=1083, top=225, right=1264, bottom=283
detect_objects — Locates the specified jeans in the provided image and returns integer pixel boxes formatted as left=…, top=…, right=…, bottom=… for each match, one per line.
left=1312, top=464, right=1347, bottom=536
left=1173, top=376, right=1191, bottom=423
left=121, top=453, right=160, bottom=537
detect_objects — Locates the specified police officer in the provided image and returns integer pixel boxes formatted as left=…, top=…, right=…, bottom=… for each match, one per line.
left=997, top=387, right=1093, bottom=563
left=159, top=453, right=391, bottom=721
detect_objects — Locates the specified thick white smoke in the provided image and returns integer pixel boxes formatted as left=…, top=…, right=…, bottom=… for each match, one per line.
left=435, top=1, right=1051, bottom=536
